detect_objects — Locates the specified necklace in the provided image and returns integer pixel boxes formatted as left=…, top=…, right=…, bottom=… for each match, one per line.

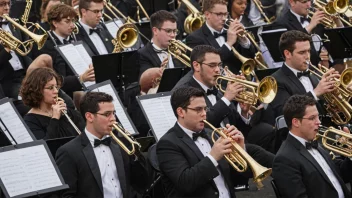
left=38, top=108, right=53, bottom=117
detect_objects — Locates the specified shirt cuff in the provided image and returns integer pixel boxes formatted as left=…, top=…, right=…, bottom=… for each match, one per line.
left=221, top=97, right=231, bottom=106
left=310, top=91, right=319, bottom=101
left=237, top=103, right=251, bottom=125
left=207, top=154, right=219, bottom=167
left=224, top=43, right=232, bottom=51
left=238, top=37, right=251, bottom=49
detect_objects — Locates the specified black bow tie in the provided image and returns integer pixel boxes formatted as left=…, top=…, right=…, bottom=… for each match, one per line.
left=192, top=130, right=208, bottom=141
left=63, top=39, right=71, bottom=44
left=305, top=140, right=318, bottom=150
left=207, top=88, right=218, bottom=96
left=213, top=31, right=227, bottom=39
left=89, top=28, right=101, bottom=35
left=0, top=20, right=9, bottom=26
left=94, top=137, right=112, bottom=147
left=300, top=17, right=310, bottom=24
left=297, top=70, right=310, bottom=78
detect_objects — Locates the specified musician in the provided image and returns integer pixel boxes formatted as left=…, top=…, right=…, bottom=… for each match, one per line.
left=39, top=0, right=61, bottom=31
left=272, top=94, right=352, bottom=198
left=157, top=86, right=248, bottom=197
left=37, top=3, right=95, bottom=98
left=0, top=0, right=52, bottom=114
left=56, top=91, right=148, bottom=198
left=138, top=10, right=187, bottom=91
left=186, top=0, right=255, bottom=74
left=270, top=30, right=340, bottom=120
left=228, top=0, right=254, bottom=27
left=75, top=0, right=114, bottom=56
left=20, top=68, right=85, bottom=140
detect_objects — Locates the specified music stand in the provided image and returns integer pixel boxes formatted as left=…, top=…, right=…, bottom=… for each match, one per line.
left=45, top=136, right=75, bottom=157
left=324, top=27, right=352, bottom=59
left=92, top=51, right=139, bottom=93
left=135, top=21, right=152, bottom=44
left=256, top=68, right=280, bottom=81
left=260, top=28, right=286, bottom=62
left=157, top=67, right=191, bottom=93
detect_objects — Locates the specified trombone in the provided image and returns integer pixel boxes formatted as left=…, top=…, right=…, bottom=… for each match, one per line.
left=315, top=125, right=352, bottom=157
left=112, top=18, right=139, bottom=53
left=55, top=97, right=82, bottom=135
left=103, top=0, right=137, bottom=23
left=203, top=120, right=272, bottom=184
left=251, top=0, right=276, bottom=24
left=182, top=0, right=205, bottom=34
left=110, top=122, right=141, bottom=156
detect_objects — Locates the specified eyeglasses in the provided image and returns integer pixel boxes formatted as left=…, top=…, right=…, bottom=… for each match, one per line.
left=86, top=9, right=104, bottom=14
left=158, top=28, right=179, bottom=36
left=0, top=1, right=10, bottom=7
left=44, top=85, right=60, bottom=91
left=94, top=110, right=116, bottom=118
left=198, top=62, right=223, bottom=69
left=209, top=11, right=229, bottom=19
left=186, top=107, right=209, bottom=114
left=62, top=18, right=77, bottom=24
left=298, top=115, right=321, bottom=122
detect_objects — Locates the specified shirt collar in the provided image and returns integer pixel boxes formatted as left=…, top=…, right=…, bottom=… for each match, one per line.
left=206, top=21, right=225, bottom=35
left=79, top=19, right=97, bottom=35
left=289, top=131, right=308, bottom=146
left=151, top=39, right=167, bottom=51
left=285, top=62, right=308, bottom=78
left=290, top=9, right=305, bottom=23
left=193, top=75, right=211, bottom=92
left=52, top=30, right=70, bottom=44
left=85, top=128, right=109, bottom=147
left=177, top=122, right=200, bottom=139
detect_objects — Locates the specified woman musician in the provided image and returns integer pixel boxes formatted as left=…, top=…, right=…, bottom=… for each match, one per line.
left=20, top=68, right=85, bottom=140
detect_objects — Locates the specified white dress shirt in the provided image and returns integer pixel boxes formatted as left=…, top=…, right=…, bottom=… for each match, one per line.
left=205, top=22, right=250, bottom=49
left=79, top=20, right=108, bottom=55
left=178, top=122, right=230, bottom=198
left=1, top=22, right=23, bottom=71
left=85, top=129, right=123, bottom=198
left=285, top=63, right=319, bottom=100
left=193, top=76, right=251, bottom=125
left=290, top=9, right=310, bottom=28
left=289, top=132, right=345, bottom=198
left=151, top=39, right=174, bottom=68
left=52, top=31, right=70, bottom=45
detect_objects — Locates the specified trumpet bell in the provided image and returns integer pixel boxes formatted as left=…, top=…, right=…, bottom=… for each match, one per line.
left=241, top=59, right=256, bottom=76
left=184, top=14, right=204, bottom=34
left=112, top=22, right=139, bottom=53
left=258, top=76, right=277, bottom=104
left=341, top=68, right=352, bottom=88
left=333, top=0, right=350, bottom=13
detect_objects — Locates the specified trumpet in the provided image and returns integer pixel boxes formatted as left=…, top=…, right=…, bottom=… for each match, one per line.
left=110, top=122, right=141, bottom=155
left=182, top=0, right=205, bottom=34
left=168, top=39, right=192, bottom=67
left=55, top=97, right=82, bottom=135
left=315, top=125, right=352, bottom=157
left=310, top=0, right=352, bottom=27
left=203, top=120, right=272, bottom=184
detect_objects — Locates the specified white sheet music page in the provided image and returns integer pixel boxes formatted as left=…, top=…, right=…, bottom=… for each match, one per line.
left=106, top=19, right=124, bottom=39
left=0, top=102, right=33, bottom=144
left=0, top=145, right=63, bottom=197
left=140, top=95, right=176, bottom=141
left=58, top=44, right=95, bottom=87
left=92, top=84, right=136, bottom=134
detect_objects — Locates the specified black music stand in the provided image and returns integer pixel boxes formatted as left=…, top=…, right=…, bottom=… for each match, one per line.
left=92, top=51, right=139, bottom=93
left=135, top=21, right=152, bottom=44
left=256, top=68, right=280, bottom=81
left=260, top=28, right=287, bottom=62
left=46, top=136, right=75, bottom=157
left=157, top=67, right=191, bottom=93
left=324, top=27, right=352, bottom=59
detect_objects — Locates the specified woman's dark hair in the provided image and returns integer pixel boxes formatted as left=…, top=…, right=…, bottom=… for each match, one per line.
left=20, top=68, right=62, bottom=108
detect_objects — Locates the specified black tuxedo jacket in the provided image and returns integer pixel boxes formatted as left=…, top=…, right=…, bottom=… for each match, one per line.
left=156, top=123, right=237, bottom=198
left=186, top=24, right=256, bottom=74
left=56, top=131, right=148, bottom=198
left=273, top=134, right=352, bottom=198
left=137, top=42, right=187, bottom=78
left=270, top=63, right=321, bottom=119
left=274, top=10, right=324, bottom=66
left=75, top=22, right=114, bottom=56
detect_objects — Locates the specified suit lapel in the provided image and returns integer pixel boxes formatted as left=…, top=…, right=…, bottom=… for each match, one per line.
left=282, top=64, right=307, bottom=94
left=201, top=25, right=221, bottom=48
left=109, top=141, right=128, bottom=198
left=146, top=42, right=162, bottom=67
left=287, top=11, right=307, bottom=33
left=308, top=73, right=319, bottom=88
left=77, top=22, right=100, bottom=56
left=81, top=133, right=104, bottom=194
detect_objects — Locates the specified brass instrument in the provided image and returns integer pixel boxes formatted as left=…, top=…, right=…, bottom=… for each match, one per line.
left=251, top=0, right=276, bottom=24
left=111, top=122, right=141, bottom=155
left=333, top=0, right=352, bottom=17
left=216, top=68, right=277, bottom=105
left=112, top=18, right=139, bottom=53
left=55, top=97, right=82, bottom=135
left=135, top=0, right=150, bottom=20
left=182, top=0, right=205, bottom=34
left=310, top=0, right=352, bottom=27
left=315, top=125, right=352, bottom=157
left=168, top=39, right=192, bottom=67
left=203, top=120, right=272, bottom=184
left=308, top=8, right=336, bottom=28
left=21, top=0, right=32, bottom=24
left=104, top=0, right=137, bottom=23
left=240, top=30, right=268, bottom=70
left=307, top=61, right=352, bottom=124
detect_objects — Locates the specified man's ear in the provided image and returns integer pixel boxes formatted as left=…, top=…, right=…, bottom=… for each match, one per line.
left=176, top=107, right=185, bottom=118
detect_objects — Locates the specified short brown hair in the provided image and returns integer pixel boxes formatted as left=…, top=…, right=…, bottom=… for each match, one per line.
left=202, top=0, right=227, bottom=12
left=279, top=30, right=311, bottom=58
left=150, top=10, right=177, bottom=29
left=47, top=3, right=77, bottom=30
left=41, top=0, right=62, bottom=22
left=79, top=0, right=103, bottom=16
left=20, top=68, right=62, bottom=108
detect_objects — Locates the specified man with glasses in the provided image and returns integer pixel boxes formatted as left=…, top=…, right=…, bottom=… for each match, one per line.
left=138, top=10, right=188, bottom=94
left=157, top=86, right=246, bottom=197
left=56, top=91, right=148, bottom=198
left=272, top=94, right=352, bottom=198
left=75, top=0, right=114, bottom=56
left=186, top=0, right=255, bottom=74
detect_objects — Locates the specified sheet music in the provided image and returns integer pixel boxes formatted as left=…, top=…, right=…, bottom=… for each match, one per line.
left=59, top=44, right=95, bottom=87
left=0, top=102, right=33, bottom=144
left=74, top=44, right=92, bottom=65
left=0, top=145, right=63, bottom=197
left=105, top=19, right=124, bottom=39
left=92, top=84, right=136, bottom=134
left=140, top=95, right=176, bottom=141
left=0, top=119, right=15, bottom=145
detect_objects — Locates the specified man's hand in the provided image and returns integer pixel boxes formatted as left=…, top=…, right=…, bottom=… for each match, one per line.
left=224, top=124, right=245, bottom=149
left=239, top=102, right=253, bottom=119
left=313, top=67, right=340, bottom=97
left=79, top=64, right=95, bottom=82
left=226, top=19, right=243, bottom=47
left=223, top=81, right=244, bottom=101
left=319, top=49, right=329, bottom=68
left=306, top=10, right=326, bottom=33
